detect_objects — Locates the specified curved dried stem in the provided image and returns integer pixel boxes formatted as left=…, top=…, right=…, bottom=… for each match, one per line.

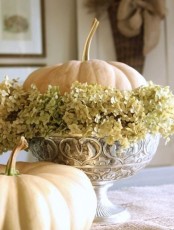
left=82, top=18, right=99, bottom=61
left=5, top=136, right=28, bottom=176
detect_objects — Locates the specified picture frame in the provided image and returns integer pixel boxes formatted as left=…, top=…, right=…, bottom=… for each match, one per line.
left=0, top=64, right=45, bottom=83
left=0, top=0, right=45, bottom=57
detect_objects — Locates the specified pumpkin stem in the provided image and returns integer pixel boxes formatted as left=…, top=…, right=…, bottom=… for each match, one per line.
left=82, top=18, right=99, bottom=61
left=5, top=136, right=28, bottom=176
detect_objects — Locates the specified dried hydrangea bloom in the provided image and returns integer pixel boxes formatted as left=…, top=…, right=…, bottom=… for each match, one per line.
left=0, top=79, right=174, bottom=154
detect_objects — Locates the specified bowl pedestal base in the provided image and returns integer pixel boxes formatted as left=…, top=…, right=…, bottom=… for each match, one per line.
left=93, top=181, right=130, bottom=224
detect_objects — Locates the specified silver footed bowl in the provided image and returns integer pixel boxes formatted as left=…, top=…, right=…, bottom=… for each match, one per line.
left=29, top=133, right=160, bottom=224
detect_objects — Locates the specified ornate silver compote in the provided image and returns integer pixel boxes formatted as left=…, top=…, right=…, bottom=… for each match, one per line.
left=29, top=133, right=160, bottom=223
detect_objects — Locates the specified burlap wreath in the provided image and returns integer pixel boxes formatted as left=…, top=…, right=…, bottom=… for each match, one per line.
left=85, top=0, right=166, bottom=73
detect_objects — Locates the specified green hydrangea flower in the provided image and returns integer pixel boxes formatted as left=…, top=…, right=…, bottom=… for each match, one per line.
left=0, top=78, right=174, bottom=154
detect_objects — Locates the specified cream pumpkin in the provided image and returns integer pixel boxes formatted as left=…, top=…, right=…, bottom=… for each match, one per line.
left=23, top=19, right=146, bottom=95
left=0, top=137, right=97, bottom=230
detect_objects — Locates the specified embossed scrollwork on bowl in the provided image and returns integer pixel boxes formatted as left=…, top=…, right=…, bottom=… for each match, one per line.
left=58, top=137, right=102, bottom=166
left=29, top=137, right=58, bottom=162
left=29, top=133, right=160, bottom=182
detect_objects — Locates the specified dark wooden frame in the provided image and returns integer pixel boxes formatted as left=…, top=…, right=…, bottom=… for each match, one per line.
left=0, top=0, right=46, bottom=58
